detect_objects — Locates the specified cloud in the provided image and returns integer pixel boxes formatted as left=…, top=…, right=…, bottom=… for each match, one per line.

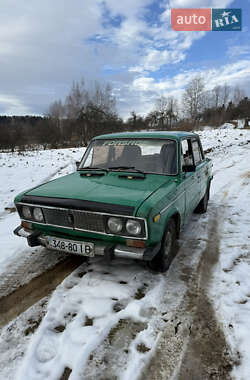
left=0, top=0, right=103, bottom=114
left=227, top=45, right=250, bottom=59
left=116, top=59, right=250, bottom=118
left=169, top=0, right=233, bottom=7
left=0, top=0, right=244, bottom=118
left=0, top=94, right=31, bottom=115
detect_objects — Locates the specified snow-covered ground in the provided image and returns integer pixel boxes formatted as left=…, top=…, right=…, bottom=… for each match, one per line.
left=0, top=128, right=250, bottom=379
left=0, top=148, right=85, bottom=214
left=0, top=148, right=84, bottom=276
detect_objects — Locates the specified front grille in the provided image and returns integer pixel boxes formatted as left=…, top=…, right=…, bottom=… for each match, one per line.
left=43, top=208, right=106, bottom=233
left=43, top=208, right=72, bottom=228
left=73, top=210, right=105, bottom=232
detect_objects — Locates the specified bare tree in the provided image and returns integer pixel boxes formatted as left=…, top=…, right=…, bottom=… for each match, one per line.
left=222, top=84, right=230, bottom=106
left=213, top=85, right=222, bottom=108
left=64, top=79, right=116, bottom=120
left=130, top=111, right=137, bottom=127
left=47, top=99, right=65, bottom=119
left=233, top=85, right=245, bottom=105
left=182, top=75, right=205, bottom=120
left=46, top=100, right=65, bottom=143
left=65, top=80, right=89, bottom=119
left=45, top=77, right=120, bottom=147
left=92, top=82, right=116, bottom=115
left=155, top=96, right=168, bottom=128
left=145, top=111, right=158, bottom=129
left=153, top=95, right=178, bottom=128
left=202, top=90, right=213, bottom=110
left=202, top=84, right=230, bottom=111
left=167, top=96, right=178, bottom=127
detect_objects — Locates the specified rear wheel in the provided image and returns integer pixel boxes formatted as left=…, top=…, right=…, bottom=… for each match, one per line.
left=147, top=219, right=176, bottom=273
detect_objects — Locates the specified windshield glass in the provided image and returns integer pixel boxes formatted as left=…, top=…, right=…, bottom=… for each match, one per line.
left=80, top=138, right=178, bottom=175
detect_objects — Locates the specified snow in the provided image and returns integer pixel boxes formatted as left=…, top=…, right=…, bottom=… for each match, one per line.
left=17, top=261, right=167, bottom=380
left=197, top=127, right=250, bottom=153
left=220, top=122, right=235, bottom=129
left=0, top=147, right=84, bottom=275
left=0, top=147, right=84, bottom=214
left=209, top=148, right=250, bottom=380
left=0, top=128, right=250, bottom=379
left=0, top=296, right=49, bottom=380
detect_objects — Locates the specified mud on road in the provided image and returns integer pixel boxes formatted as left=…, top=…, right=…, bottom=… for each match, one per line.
left=0, top=251, right=86, bottom=380
left=0, top=208, right=238, bottom=380
left=141, top=205, right=236, bottom=380
left=0, top=255, right=85, bottom=328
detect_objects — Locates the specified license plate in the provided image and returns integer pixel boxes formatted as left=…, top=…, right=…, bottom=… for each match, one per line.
left=46, top=236, right=94, bottom=257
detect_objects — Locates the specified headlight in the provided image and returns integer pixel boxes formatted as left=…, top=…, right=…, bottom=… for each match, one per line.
left=22, top=206, right=32, bottom=219
left=33, top=207, right=44, bottom=222
left=126, top=219, right=142, bottom=236
left=107, top=217, right=123, bottom=233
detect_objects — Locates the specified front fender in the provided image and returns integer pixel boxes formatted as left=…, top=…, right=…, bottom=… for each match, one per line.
left=136, top=181, right=182, bottom=245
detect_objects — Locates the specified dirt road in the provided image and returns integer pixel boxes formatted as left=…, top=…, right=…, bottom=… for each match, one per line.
left=1, top=141, right=249, bottom=380
left=142, top=205, right=235, bottom=380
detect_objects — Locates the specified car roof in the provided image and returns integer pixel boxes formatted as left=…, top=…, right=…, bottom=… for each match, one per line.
left=93, top=131, right=198, bottom=140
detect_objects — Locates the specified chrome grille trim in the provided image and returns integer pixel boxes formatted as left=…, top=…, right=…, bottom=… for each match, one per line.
left=17, top=202, right=148, bottom=240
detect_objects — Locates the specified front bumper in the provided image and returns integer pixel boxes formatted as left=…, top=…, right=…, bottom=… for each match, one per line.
left=14, top=226, right=160, bottom=261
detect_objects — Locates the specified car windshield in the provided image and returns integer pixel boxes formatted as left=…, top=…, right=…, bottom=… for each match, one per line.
left=79, top=138, right=178, bottom=175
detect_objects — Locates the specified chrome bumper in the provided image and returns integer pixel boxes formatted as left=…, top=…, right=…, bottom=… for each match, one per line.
left=14, top=226, right=160, bottom=261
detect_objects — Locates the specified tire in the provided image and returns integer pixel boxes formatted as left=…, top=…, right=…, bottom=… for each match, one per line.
left=195, top=185, right=209, bottom=214
left=147, top=219, right=176, bottom=273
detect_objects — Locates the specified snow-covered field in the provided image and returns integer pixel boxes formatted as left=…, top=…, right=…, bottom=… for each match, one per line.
left=0, top=128, right=250, bottom=380
left=0, top=148, right=84, bottom=276
left=0, top=148, right=85, bottom=214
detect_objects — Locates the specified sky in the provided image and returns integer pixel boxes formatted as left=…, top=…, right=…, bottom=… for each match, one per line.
left=0, top=0, right=250, bottom=118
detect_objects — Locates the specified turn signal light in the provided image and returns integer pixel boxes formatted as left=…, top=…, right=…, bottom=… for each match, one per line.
left=21, top=221, right=33, bottom=230
left=126, top=240, right=146, bottom=248
left=153, top=214, right=161, bottom=223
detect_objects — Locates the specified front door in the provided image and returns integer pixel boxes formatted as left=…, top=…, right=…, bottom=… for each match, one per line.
left=181, top=138, right=200, bottom=220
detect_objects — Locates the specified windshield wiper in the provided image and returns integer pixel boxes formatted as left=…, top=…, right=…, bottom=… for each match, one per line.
left=108, top=166, right=146, bottom=176
left=78, top=166, right=109, bottom=173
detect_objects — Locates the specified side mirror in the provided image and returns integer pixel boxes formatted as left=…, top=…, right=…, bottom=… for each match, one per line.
left=76, top=161, right=80, bottom=170
left=182, top=164, right=196, bottom=173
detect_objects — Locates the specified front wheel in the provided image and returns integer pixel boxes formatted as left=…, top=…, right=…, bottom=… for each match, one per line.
left=147, top=219, right=176, bottom=273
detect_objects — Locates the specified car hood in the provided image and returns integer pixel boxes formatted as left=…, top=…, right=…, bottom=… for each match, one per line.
left=22, top=171, right=173, bottom=214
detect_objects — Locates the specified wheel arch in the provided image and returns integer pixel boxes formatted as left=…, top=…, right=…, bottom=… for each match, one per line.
left=164, top=211, right=181, bottom=239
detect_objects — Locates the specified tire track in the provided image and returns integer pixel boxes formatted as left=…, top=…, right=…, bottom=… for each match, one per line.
left=83, top=318, right=147, bottom=380
left=141, top=205, right=235, bottom=380
left=0, top=256, right=85, bottom=328
left=0, top=248, right=69, bottom=298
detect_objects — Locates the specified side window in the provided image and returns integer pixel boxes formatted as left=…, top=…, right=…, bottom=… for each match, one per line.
left=181, top=139, right=193, bottom=169
left=192, top=139, right=202, bottom=165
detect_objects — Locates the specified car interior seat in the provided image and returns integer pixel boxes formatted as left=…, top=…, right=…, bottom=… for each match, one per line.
left=118, top=145, right=142, bottom=167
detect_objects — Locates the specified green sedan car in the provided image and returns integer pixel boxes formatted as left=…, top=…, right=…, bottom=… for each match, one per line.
left=14, top=131, right=213, bottom=272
